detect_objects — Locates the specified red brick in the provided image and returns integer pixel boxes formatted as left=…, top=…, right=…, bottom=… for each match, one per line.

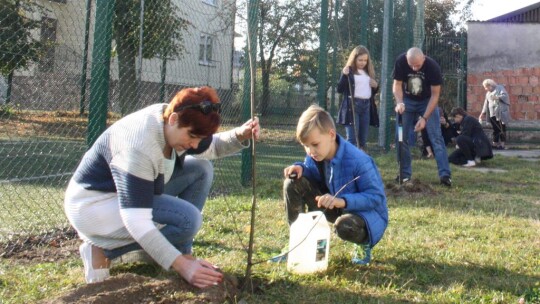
left=510, top=95, right=518, bottom=103
left=507, top=76, right=517, bottom=85
left=533, top=67, right=540, bottom=76
left=523, top=86, right=533, bottom=94
left=529, top=76, right=539, bottom=86
left=519, top=76, right=529, bottom=85
left=523, top=103, right=535, bottom=112
left=502, top=70, right=514, bottom=76
left=520, top=68, right=531, bottom=75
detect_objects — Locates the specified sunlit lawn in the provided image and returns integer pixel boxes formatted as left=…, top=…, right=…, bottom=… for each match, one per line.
left=1, top=148, right=539, bottom=303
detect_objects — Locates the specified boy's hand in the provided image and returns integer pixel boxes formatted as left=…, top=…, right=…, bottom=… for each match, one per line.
left=284, top=165, right=302, bottom=179
left=316, top=194, right=345, bottom=209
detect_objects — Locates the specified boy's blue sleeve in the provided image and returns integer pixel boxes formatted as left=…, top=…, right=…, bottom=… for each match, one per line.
left=294, top=156, right=319, bottom=180
left=340, top=158, right=386, bottom=211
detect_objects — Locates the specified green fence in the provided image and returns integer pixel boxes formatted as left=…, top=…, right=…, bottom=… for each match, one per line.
left=0, top=0, right=454, bottom=254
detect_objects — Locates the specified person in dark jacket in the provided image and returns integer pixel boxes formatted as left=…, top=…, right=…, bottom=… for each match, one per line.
left=336, top=45, right=379, bottom=150
left=448, top=107, right=493, bottom=167
left=421, top=107, right=459, bottom=158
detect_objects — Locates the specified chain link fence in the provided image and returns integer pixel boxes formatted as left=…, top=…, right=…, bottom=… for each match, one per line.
left=0, top=0, right=440, bottom=255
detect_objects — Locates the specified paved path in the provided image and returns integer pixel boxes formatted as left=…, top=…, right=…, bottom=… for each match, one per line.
left=461, top=149, right=540, bottom=173
left=493, top=149, right=540, bottom=161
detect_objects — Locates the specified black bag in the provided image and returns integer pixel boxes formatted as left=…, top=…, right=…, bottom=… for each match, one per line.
left=369, top=98, right=379, bottom=127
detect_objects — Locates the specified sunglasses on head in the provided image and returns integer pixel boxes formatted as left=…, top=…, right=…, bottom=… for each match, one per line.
left=178, top=100, right=221, bottom=115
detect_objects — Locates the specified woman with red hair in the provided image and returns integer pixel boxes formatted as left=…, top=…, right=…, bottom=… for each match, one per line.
left=64, top=86, right=259, bottom=288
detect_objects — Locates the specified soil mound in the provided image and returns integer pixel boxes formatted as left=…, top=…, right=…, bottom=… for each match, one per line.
left=40, top=273, right=240, bottom=304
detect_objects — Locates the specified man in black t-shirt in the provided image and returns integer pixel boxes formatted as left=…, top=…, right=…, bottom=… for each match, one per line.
left=392, top=47, right=452, bottom=187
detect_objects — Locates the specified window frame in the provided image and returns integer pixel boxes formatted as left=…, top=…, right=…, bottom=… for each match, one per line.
left=39, top=17, right=58, bottom=73
left=202, top=0, right=218, bottom=7
left=198, top=34, right=215, bottom=66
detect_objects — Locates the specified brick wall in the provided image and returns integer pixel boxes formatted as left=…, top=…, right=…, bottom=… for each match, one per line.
left=467, top=67, right=540, bottom=120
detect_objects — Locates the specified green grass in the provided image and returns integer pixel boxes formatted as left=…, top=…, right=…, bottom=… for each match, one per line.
left=1, top=148, right=539, bottom=303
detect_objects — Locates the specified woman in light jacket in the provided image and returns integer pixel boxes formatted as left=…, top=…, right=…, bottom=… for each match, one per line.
left=479, top=79, right=510, bottom=149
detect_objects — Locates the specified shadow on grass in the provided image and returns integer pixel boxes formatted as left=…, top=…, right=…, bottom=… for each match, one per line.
left=333, top=256, right=539, bottom=297
left=240, top=275, right=412, bottom=303
left=383, top=173, right=539, bottom=220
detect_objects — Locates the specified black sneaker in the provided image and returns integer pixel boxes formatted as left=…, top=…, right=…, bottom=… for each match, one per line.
left=395, top=175, right=411, bottom=184
left=440, top=176, right=452, bottom=187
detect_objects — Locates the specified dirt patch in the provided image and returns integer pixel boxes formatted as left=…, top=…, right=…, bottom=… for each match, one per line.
left=0, top=110, right=119, bottom=140
left=0, top=228, right=79, bottom=262
left=39, top=273, right=240, bottom=304
left=2, top=228, right=243, bottom=303
left=385, top=179, right=438, bottom=197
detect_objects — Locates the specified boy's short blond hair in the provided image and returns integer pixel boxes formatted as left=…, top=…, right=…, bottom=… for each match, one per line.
left=296, top=104, right=336, bottom=142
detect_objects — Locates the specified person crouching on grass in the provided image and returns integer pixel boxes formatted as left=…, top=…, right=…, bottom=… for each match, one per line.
left=448, top=107, right=492, bottom=167
left=282, top=104, right=388, bottom=264
left=64, top=86, right=260, bottom=287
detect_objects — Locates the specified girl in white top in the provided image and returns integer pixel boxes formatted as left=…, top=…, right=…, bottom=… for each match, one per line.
left=336, top=45, right=379, bottom=150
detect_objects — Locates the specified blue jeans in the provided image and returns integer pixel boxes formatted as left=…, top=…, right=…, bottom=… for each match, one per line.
left=344, top=98, right=370, bottom=149
left=396, top=99, right=451, bottom=179
left=104, top=156, right=214, bottom=259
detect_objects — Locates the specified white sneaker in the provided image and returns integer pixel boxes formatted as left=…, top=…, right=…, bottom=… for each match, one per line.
left=462, top=160, right=476, bottom=167
left=474, top=157, right=481, bottom=164
left=79, top=242, right=110, bottom=283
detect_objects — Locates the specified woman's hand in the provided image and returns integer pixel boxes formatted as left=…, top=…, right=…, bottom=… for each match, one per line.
left=283, top=165, right=303, bottom=179
left=171, top=255, right=223, bottom=289
left=342, top=66, right=351, bottom=75
left=235, top=117, right=260, bottom=141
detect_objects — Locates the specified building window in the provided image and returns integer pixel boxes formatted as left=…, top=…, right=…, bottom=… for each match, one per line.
left=40, top=17, right=57, bottom=72
left=202, top=0, right=218, bottom=6
left=199, top=34, right=214, bottom=65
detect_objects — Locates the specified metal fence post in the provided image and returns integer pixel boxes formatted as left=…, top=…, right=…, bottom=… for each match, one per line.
left=87, top=0, right=115, bottom=147
left=378, top=0, right=394, bottom=150
left=360, top=0, right=368, bottom=45
left=330, top=0, right=340, bottom=117
left=79, top=0, right=92, bottom=116
left=317, top=0, right=329, bottom=108
left=241, top=0, right=259, bottom=186
left=459, top=33, right=466, bottom=109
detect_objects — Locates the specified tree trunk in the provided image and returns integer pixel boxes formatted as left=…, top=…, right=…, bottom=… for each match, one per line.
left=261, top=63, right=271, bottom=116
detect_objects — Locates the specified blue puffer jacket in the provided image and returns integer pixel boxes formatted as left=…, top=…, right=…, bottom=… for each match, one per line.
left=295, top=135, right=388, bottom=246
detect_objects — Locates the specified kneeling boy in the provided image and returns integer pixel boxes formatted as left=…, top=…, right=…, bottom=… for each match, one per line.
left=282, top=105, right=388, bottom=264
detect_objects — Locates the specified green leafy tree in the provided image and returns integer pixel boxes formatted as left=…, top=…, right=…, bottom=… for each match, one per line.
left=113, top=0, right=189, bottom=115
left=0, top=0, right=44, bottom=76
left=256, top=0, right=319, bottom=115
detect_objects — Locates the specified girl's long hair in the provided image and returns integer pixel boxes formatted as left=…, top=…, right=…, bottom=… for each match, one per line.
left=345, top=45, right=376, bottom=79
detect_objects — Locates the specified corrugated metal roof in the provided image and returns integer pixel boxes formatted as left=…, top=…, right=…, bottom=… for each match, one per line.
left=486, top=2, right=540, bottom=23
